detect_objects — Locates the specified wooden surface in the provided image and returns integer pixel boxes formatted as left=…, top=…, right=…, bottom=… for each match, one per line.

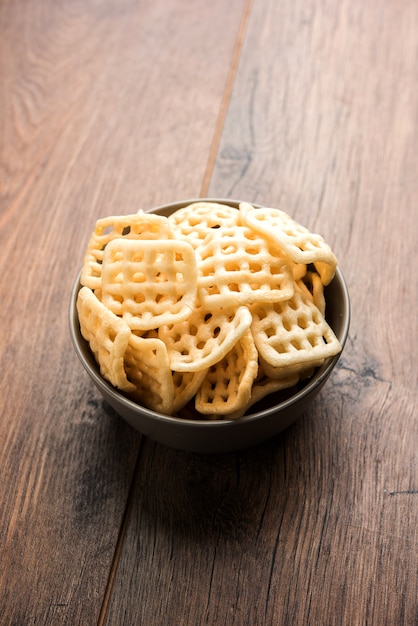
left=1, top=0, right=417, bottom=624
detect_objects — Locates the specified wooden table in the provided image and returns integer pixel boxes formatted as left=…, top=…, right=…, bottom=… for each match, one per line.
left=1, top=1, right=417, bottom=624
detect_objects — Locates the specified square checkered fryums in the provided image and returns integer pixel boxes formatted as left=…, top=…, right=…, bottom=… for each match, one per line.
left=250, top=288, right=341, bottom=368
left=100, top=238, right=197, bottom=331
left=239, top=202, right=337, bottom=285
left=158, top=303, right=253, bottom=372
left=81, top=212, right=174, bottom=290
left=195, top=224, right=294, bottom=309
left=172, top=369, right=208, bottom=414
left=124, top=334, right=175, bottom=414
left=225, top=373, right=300, bottom=420
left=195, top=330, right=259, bottom=416
left=296, top=270, right=326, bottom=316
left=168, top=201, right=239, bottom=248
left=76, top=286, right=135, bottom=393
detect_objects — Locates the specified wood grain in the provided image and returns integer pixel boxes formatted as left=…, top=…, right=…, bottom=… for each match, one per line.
left=106, top=1, right=418, bottom=625
left=0, top=0, right=246, bottom=623
left=1, top=0, right=417, bottom=624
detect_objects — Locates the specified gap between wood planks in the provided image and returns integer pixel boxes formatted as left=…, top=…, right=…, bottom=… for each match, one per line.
left=97, top=438, right=145, bottom=626
left=200, top=0, right=254, bottom=198
left=96, top=2, right=253, bottom=623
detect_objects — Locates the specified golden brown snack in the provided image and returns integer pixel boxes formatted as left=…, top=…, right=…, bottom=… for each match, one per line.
left=81, top=212, right=174, bottom=290
left=172, top=369, right=209, bottom=414
left=239, top=202, right=337, bottom=285
left=195, top=330, right=258, bottom=416
left=101, top=238, right=197, bottom=331
left=168, top=201, right=239, bottom=248
left=124, top=333, right=175, bottom=414
left=195, top=223, right=294, bottom=309
left=225, top=373, right=300, bottom=420
left=250, top=289, right=341, bottom=369
left=158, top=303, right=252, bottom=372
left=76, top=286, right=135, bottom=393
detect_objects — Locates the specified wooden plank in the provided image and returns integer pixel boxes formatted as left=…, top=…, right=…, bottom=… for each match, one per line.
left=210, top=0, right=418, bottom=620
left=106, top=1, right=418, bottom=624
left=0, top=0, right=246, bottom=623
left=104, top=384, right=418, bottom=626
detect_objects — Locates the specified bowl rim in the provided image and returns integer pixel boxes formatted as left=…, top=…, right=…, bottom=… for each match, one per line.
left=69, top=198, right=350, bottom=429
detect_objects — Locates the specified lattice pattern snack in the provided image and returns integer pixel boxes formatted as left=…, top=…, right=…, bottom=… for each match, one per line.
left=101, top=238, right=197, bottom=331
left=239, top=202, right=337, bottom=285
left=250, top=288, right=341, bottom=368
left=77, top=202, right=342, bottom=419
left=158, top=303, right=252, bottom=372
left=196, top=224, right=294, bottom=309
left=77, top=286, right=136, bottom=393
left=168, top=201, right=239, bottom=248
left=195, top=330, right=259, bottom=416
left=81, top=212, right=174, bottom=290
left=124, top=333, right=175, bottom=414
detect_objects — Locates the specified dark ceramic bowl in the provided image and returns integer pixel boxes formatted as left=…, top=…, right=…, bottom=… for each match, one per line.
left=69, top=198, right=350, bottom=453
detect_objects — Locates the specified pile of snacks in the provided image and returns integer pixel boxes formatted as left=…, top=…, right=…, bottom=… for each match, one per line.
left=77, top=201, right=341, bottom=419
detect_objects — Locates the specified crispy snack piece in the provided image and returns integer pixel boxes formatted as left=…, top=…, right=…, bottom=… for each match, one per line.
left=124, top=334, right=175, bottom=415
left=76, top=286, right=135, bottom=392
left=250, top=289, right=341, bottom=369
left=195, top=224, right=294, bottom=309
left=168, top=201, right=239, bottom=248
left=226, top=373, right=299, bottom=420
left=292, top=262, right=307, bottom=281
left=172, top=369, right=209, bottom=414
left=158, top=303, right=252, bottom=372
left=296, top=270, right=326, bottom=316
left=81, top=212, right=174, bottom=290
left=101, top=238, right=197, bottom=331
left=195, top=330, right=258, bottom=415
left=259, top=354, right=325, bottom=380
left=239, top=202, right=337, bottom=285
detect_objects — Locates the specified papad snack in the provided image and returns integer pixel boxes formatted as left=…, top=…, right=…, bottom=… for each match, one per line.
left=76, top=286, right=135, bottom=393
left=81, top=212, right=174, bottom=290
left=101, top=238, right=197, bottom=330
left=158, top=303, right=252, bottom=372
left=239, top=202, right=337, bottom=285
left=195, top=330, right=258, bottom=416
left=195, top=223, right=294, bottom=309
